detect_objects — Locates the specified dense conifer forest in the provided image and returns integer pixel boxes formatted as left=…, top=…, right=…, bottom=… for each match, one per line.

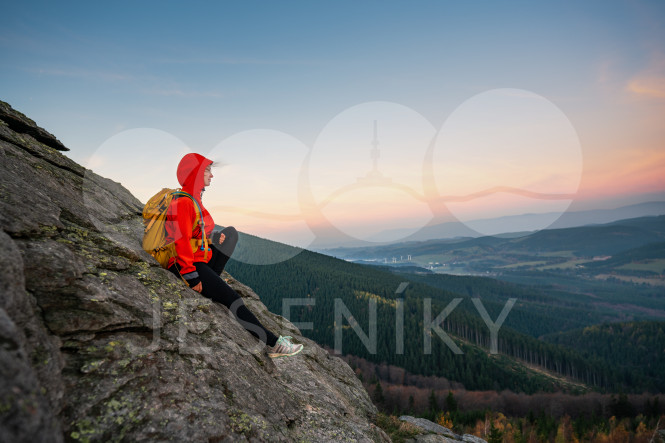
left=226, top=232, right=665, bottom=394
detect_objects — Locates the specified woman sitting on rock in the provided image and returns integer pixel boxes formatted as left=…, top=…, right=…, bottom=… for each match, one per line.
left=165, top=152, right=303, bottom=358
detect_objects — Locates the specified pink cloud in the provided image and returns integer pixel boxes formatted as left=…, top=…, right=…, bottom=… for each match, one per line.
left=627, top=55, right=665, bottom=99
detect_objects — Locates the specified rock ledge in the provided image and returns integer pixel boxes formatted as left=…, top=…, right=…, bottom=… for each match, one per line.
left=399, top=416, right=487, bottom=443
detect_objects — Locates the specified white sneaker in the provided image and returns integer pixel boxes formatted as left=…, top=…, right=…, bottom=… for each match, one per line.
left=268, top=336, right=303, bottom=358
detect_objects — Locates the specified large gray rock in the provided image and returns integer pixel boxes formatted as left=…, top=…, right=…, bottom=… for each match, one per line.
left=398, top=416, right=487, bottom=443
left=0, top=100, right=387, bottom=442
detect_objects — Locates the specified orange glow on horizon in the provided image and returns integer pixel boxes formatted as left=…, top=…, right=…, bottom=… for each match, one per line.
left=576, top=148, right=665, bottom=199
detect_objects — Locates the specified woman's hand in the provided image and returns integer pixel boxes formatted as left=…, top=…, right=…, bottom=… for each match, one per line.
left=218, top=233, right=226, bottom=245
left=192, top=282, right=203, bottom=293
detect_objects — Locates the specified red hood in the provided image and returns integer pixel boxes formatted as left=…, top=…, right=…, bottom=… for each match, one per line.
left=177, top=153, right=212, bottom=199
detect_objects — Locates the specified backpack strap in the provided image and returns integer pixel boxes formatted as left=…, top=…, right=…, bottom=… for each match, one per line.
left=172, top=190, right=209, bottom=261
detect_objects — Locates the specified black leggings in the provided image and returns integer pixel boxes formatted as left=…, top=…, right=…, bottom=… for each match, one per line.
left=208, top=226, right=239, bottom=273
left=169, top=226, right=278, bottom=347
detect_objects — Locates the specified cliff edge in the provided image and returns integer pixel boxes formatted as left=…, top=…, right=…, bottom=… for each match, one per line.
left=0, top=100, right=387, bottom=442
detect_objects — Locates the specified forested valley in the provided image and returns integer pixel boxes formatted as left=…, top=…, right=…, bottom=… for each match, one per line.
left=223, top=227, right=665, bottom=441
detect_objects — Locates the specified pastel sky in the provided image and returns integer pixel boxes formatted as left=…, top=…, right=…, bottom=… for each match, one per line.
left=2, top=1, right=664, bottom=247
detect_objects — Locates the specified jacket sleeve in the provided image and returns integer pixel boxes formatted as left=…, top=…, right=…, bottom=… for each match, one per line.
left=172, top=198, right=200, bottom=286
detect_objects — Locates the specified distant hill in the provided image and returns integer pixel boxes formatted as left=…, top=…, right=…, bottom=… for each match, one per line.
left=509, top=216, right=665, bottom=256
left=551, top=200, right=665, bottom=229
left=337, top=201, right=665, bottom=245
left=584, top=241, right=665, bottom=270
left=318, top=216, right=665, bottom=323
left=323, top=215, right=665, bottom=261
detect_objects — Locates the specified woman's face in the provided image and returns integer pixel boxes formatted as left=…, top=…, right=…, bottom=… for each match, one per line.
left=203, top=165, right=213, bottom=187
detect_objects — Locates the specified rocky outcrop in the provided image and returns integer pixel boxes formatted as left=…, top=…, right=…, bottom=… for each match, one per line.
left=398, top=416, right=486, bottom=443
left=0, top=100, right=387, bottom=442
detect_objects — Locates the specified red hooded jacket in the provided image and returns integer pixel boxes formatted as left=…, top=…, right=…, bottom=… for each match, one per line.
left=164, top=153, right=215, bottom=278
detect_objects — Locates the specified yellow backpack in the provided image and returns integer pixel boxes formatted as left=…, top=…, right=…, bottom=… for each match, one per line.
left=142, top=188, right=209, bottom=268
